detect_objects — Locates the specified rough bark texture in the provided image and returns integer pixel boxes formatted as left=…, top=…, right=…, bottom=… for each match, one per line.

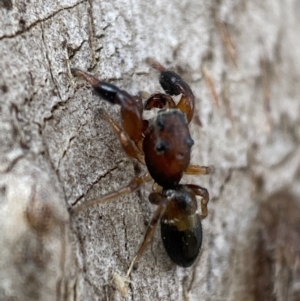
left=0, top=1, right=300, bottom=301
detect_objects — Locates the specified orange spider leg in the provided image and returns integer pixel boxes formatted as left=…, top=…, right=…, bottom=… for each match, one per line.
left=71, top=173, right=152, bottom=214
left=185, top=164, right=215, bottom=175
left=186, top=184, right=210, bottom=219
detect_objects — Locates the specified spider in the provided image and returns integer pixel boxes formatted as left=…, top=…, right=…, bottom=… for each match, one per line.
left=71, top=59, right=213, bottom=277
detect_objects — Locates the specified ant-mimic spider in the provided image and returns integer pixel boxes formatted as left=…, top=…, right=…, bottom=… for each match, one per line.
left=71, top=59, right=213, bottom=277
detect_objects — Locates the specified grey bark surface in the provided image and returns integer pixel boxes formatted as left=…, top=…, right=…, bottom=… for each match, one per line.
left=0, top=1, right=300, bottom=301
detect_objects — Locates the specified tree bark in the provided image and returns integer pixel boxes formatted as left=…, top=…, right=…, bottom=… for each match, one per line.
left=0, top=0, right=300, bottom=300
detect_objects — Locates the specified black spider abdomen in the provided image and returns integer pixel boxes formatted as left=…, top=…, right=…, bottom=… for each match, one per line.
left=160, top=215, right=202, bottom=267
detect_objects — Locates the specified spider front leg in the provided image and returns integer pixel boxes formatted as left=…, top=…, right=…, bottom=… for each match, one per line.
left=71, top=68, right=144, bottom=144
left=148, top=59, right=195, bottom=123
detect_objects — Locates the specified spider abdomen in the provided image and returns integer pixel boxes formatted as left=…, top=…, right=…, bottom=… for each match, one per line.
left=161, top=214, right=202, bottom=267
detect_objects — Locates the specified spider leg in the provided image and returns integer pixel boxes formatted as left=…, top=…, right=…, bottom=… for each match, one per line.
left=72, top=68, right=144, bottom=143
left=100, top=109, right=145, bottom=164
left=126, top=192, right=168, bottom=277
left=185, top=164, right=215, bottom=175
left=186, top=184, right=209, bottom=219
left=71, top=173, right=151, bottom=215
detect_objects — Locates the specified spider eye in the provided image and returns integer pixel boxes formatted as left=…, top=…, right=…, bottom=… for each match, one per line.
left=186, top=137, right=194, bottom=147
left=155, top=139, right=167, bottom=154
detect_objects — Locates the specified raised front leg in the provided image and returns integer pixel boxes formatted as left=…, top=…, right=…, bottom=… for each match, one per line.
left=148, top=58, right=195, bottom=123
left=71, top=68, right=144, bottom=143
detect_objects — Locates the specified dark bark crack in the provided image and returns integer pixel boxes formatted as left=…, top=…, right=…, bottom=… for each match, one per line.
left=71, top=159, right=126, bottom=207
left=41, top=23, right=62, bottom=102
left=87, top=0, right=98, bottom=70
left=0, top=1, right=86, bottom=40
